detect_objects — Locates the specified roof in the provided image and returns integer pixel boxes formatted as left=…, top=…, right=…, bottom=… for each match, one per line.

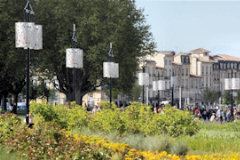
left=144, top=59, right=156, bottom=63
left=199, top=57, right=216, bottom=63
left=156, top=51, right=175, bottom=56
left=174, top=52, right=188, bottom=57
left=215, top=54, right=240, bottom=62
left=172, top=61, right=182, bottom=65
left=190, top=74, right=201, bottom=78
left=156, top=66, right=164, bottom=69
left=190, top=48, right=210, bottom=54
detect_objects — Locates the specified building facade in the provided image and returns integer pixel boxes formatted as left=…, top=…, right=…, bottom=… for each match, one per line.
left=140, top=48, right=240, bottom=107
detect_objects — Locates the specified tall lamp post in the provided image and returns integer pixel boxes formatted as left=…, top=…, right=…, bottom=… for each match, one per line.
left=224, top=78, right=240, bottom=121
left=66, top=24, right=83, bottom=102
left=171, top=76, right=176, bottom=106
left=138, top=69, right=149, bottom=104
left=103, top=43, right=119, bottom=104
left=153, top=73, right=161, bottom=107
left=15, top=0, right=43, bottom=124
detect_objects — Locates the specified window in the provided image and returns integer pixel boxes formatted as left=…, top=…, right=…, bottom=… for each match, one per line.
left=169, top=60, right=171, bottom=65
left=165, top=59, right=167, bottom=66
left=206, top=66, right=208, bottom=74
left=182, top=69, right=184, bottom=76
left=181, top=56, right=184, bottom=63
left=227, top=63, right=230, bottom=69
left=202, top=66, right=204, bottom=75
left=191, top=80, right=194, bottom=88
left=186, top=79, right=188, bottom=89
left=186, top=68, right=188, bottom=76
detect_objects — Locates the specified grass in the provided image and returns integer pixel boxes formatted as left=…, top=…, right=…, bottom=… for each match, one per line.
left=183, top=130, right=240, bottom=154
left=0, top=146, right=24, bottom=160
left=74, top=121, right=240, bottom=155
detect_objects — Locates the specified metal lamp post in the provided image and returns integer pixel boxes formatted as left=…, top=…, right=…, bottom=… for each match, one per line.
left=224, top=78, right=240, bottom=121
left=103, top=43, right=119, bottom=104
left=153, top=73, right=160, bottom=107
left=15, top=0, right=43, bottom=124
left=142, top=67, right=145, bottom=104
left=171, top=76, right=176, bottom=106
left=138, top=71, right=149, bottom=104
left=66, top=24, right=83, bottom=102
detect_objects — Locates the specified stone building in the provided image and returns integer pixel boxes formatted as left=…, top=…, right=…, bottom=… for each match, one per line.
left=140, top=48, right=240, bottom=107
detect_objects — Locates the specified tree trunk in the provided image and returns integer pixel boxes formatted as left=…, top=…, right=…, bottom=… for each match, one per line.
left=66, top=92, right=72, bottom=104
left=75, top=90, right=84, bottom=105
left=12, top=93, right=18, bottom=114
left=1, top=94, right=7, bottom=112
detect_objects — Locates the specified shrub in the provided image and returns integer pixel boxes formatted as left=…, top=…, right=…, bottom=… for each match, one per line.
left=0, top=113, right=22, bottom=143
left=88, top=105, right=125, bottom=134
left=152, top=107, right=199, bottom=137
left=30, top=102, right=89, bottom=130
left=30, top=101, right=199, bottom=137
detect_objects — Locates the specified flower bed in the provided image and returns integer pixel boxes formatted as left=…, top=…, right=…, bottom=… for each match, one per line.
left=1, top=111, right=240, bottom=159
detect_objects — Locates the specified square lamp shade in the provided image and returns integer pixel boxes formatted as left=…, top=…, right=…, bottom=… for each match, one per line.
left=232, top=78, right=240, bottom=90
left=66, top=48, right=83, bottom=68
left=138, top=73, right=149, bottom=86
left=224, top=78, right=232, bottom=90
left=15, top=22, right=42, bottom=50
left=158, top=80, right=165, bottom=91
left=33, top=25, right=43, bottom=50
left=153, top=81, right=158, bottom=91
left=103, top=62, right=119, bottom=78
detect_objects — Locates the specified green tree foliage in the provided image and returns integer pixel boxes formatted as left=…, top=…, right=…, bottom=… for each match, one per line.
left=129, top=85, right=142, bottom=101
left=0, top=0, right=32, bottom=113
left=201, top=87, right=219, bottom=104
left=223, top=90, right=232, bottom=105
left=34, top=0, right=154, bottom=104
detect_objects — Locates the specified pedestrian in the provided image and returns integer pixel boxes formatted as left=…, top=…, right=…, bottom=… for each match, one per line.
left=216, top=106, right=224, bottom=123
left=226, top=108, right=231, bottom=122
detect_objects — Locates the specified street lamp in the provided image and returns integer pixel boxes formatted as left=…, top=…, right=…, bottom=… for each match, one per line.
left=224, top=78, right=240, bottom=121
left=66, top=24, right=83, bottom=102
left=138, top=71, right=149, bottom=104
left=15, top=0, right=42, bottom=124
left=103, top=43, right=119, bottom=104
left=171, top=76, right=176, bottom=106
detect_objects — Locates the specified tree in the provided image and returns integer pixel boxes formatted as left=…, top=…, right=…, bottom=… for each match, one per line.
left=129, top=85, right=142, bottom=101
left=223, top=90, right=231, bottom=105
left=34, top=0, right=154, bottom=105
left=36, top=79, right=56, bottom=102
left=202, top=87, right=219, bottom=104
left=0, top=0, right=29, bottom=113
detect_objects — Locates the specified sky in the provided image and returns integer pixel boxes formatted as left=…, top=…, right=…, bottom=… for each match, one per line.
left=135, top=0, right=240, bottom=57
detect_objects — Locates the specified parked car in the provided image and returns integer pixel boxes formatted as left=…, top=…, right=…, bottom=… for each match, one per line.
left=17, top=102, right=26, bottom=111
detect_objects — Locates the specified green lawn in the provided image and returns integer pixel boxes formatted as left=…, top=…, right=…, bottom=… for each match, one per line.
left=74, top=121, right=240, bottom=155
left=0, top=146, right=24, bottom=160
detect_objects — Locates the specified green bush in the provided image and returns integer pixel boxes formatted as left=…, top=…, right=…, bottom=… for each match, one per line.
left=0, top=114, right=111, bottom=159
left=30, top=101, right=199, bottom=137
left=89, top=104, right=125, bottom=134
left=152, top=107, right=199, bottom=137
left=0, top=113, right=22, bottom=143
left=30, top=102, right=89, bottom=130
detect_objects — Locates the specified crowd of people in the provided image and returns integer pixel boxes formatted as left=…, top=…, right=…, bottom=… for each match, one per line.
left=191, top=105, right=240, bottom=122
left=76, top=101, right=240, bottom=123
